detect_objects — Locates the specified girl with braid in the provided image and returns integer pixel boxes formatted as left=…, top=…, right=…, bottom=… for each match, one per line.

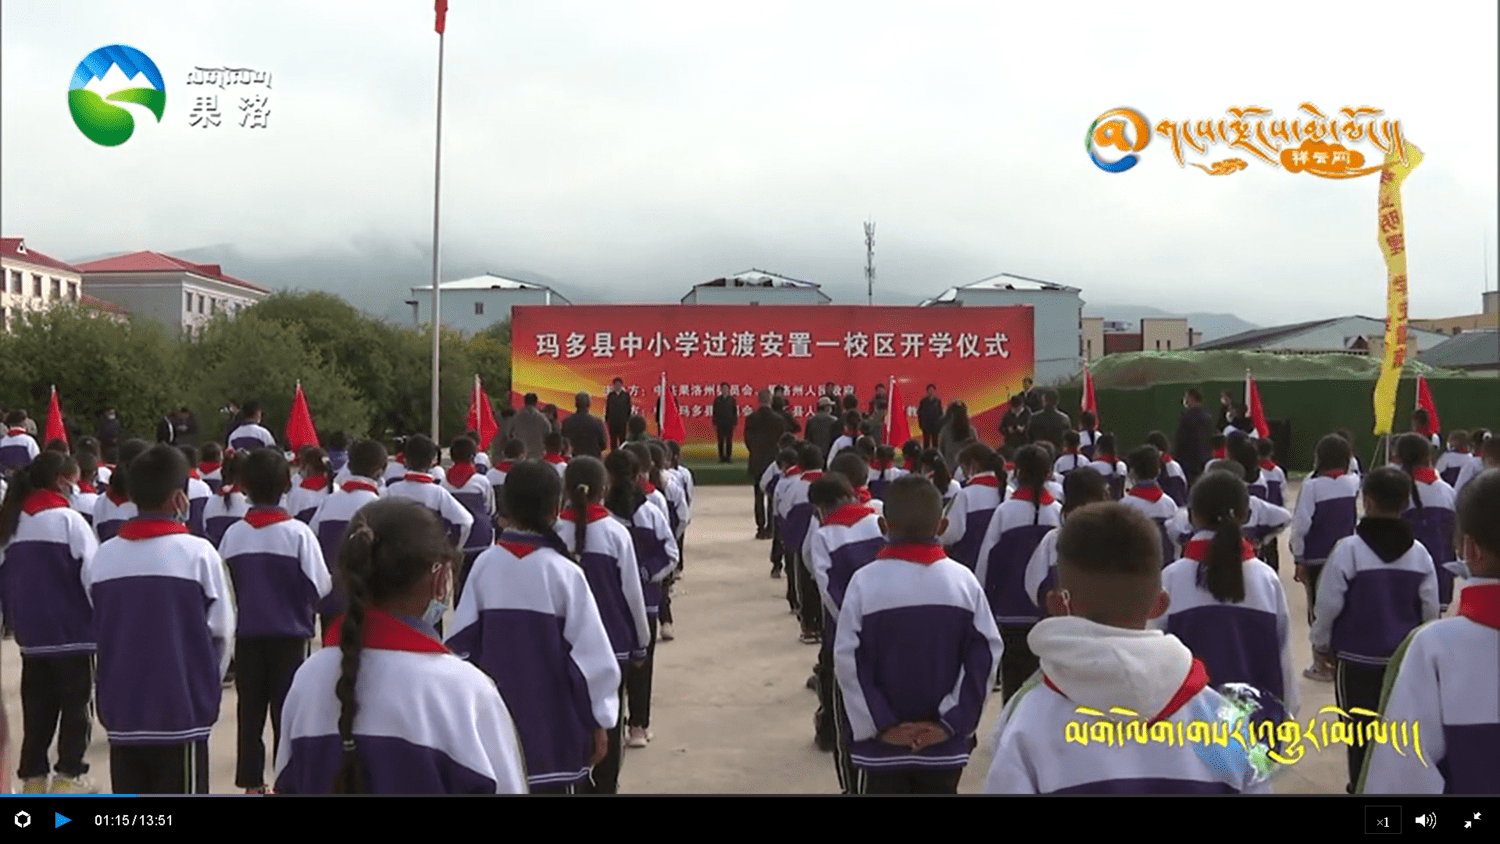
left=272, top=498, right=526, bottom=793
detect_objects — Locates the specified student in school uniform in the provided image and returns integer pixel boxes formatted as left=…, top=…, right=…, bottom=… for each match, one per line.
left=868, top=445, right=905, bottom=501
left=308, top=440, right=385, bottom=639
left=486, top=440, right=525, bottom=526
left=918, top=449, right=962, bottom=508
left=227, top=402, right=277, bottom=453
left=541, top=432, right=571, bottom=481
left=1393, top=434, right=1460, bottom=612
left=382, top=438, right=408, bottom=486
left=900, top=439, right=922, bottom=473
left=1, top=411, right=40, bottom=475
left=557, top=457, right=649, bottom=794
left=82, top=445, right=236, bottom=794
left=461, top=431, right=489, bottom=475
left=1077, top=412, right=1099, bottom=460
left=835, top=475, right=1002, bottom=794
left=939, top=443, right=1006, bottom=572
left=1336, top=429, right=1362, bottom=476
left=71, top=451, right=102, bottom=528
left=177, top=446, right=214, bottom=539
left=828, top=451, right=883, bottom=517
left=382, top=435, right=473, bottom=555
left=447, top=461, right=618, bottom=794
left=0, top=452, right=100, bottom=794
left=1120, top=446, right=1179, bottom=568
left=1153, top=472, right=1298, bottom=726
left=1145, top=431, right=1189, bottom=507
left=273, top=498, right=527, bottom=794
left=1453, top=431, right=1498, bottom=497
left=1310, top=467, right=1439, bottom=793
left=203, top=451, right=250, bottom=549
left=778, top=443, right=826, bottom=645
left=92, top=440, right=148, bottom=544
left=826, top=412, right=862, bottom=468
left=806, top=473, right=885, bottom=789
left=985, top=502, right=1271, bottom=795
left=633, top=442, right=683, bottom=640
left=766, top=446, right=798, bottom=588
left=198, top=443, right=225, bottom=494
left=1434, top=431, right=1471, bottom=488
left=1255, top=438, right=1287, bottom=507
left=218, top=450, right=332, bottom=794
left=1359, top=469, right=1500, bottom=795
left=1292, top=435, right=1362, bottom=682
left=326, top=432, right=350, bottom=477
left=441, top=437, right=494, bottom=608
left=286, top=448, right=335, bottom=524
left=1086, top=434, right=1128, bottom=500
left=1024, top=468, right=1110, bottom=614
left=605, top=450, right=677, bottom=750
left=1209, top=433, right=1228, bottom=464
left=976, top=445, right=1062, bottom=700
left=1052, top=431, right=1090, bottom=479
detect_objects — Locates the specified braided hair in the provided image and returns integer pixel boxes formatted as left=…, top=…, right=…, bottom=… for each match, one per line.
left=563, top=456, right=606, bottom=563
left=1013, top=445, right=1050, bottom=525
left=1394, top=432, right=1431, bottom=516
left=1190, top=471, right=1250, bottom=603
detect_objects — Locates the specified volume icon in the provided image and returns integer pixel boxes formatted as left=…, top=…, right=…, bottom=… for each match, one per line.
left=1414, top=812, right=1437, bottom=829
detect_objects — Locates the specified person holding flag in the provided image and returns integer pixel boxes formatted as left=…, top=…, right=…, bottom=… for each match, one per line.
left=883, top=378, right=911, bottom=449
left=285, top=383, right=320, bottom=456
left=1412, top=375, right=1442, bottom=451
left=654, top=374, right=687, bottom=445
left=1245, top=371, right=1270, bottom=439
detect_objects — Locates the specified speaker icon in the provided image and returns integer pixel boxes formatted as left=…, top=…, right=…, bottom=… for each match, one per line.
left=1414, top=812, right=1437, bottom=829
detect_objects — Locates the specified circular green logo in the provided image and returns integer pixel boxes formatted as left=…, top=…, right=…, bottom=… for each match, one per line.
left=68, top=45, right=166, bottom=147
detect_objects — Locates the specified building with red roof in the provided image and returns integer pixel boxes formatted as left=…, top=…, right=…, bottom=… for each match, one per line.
left=73, top=249, right=272, bottom=340
left=2, top=237, right=87, bottom=332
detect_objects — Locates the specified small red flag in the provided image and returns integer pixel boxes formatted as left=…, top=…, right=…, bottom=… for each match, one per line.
left=1081, top=366, right=1099, bottom=426
left=1246, top=372, right=1270, bottom=439
left=435, top=0, right=447, bottom=34
left=660, top=373, right=686, bottom=444
left=285, top=382, right=320, bottom=453
left=466, top=374, right=499, bottom=450
left=45, top=385, right=68, bottom=448
left=883, top=377, right=912, bottom=446
left=1414, top=375, right=1440, bottom=436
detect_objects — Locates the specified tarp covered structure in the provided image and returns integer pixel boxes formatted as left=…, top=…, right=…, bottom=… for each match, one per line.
left=1077, top=350, right=1467, bottom=389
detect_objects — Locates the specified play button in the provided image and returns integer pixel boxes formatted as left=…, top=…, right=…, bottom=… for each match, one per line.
left=55, top=813, right=70, bottom=828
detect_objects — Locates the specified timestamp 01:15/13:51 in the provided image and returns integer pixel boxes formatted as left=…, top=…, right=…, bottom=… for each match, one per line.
left=95, top=815, right=174, bottom=827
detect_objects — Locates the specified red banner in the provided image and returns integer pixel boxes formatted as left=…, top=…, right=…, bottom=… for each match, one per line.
left=510, top=305, right=1034, bottom=460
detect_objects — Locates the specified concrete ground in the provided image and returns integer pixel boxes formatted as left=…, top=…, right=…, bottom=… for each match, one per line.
left=3, top=479, right=1447, bottom=794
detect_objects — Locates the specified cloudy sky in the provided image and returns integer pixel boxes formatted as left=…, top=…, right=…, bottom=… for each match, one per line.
left=3, top=0, right=1496, bottom=325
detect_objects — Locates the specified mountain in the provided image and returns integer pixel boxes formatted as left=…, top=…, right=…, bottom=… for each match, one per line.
left=1082, top=302, right=1259, bottom=343
left=83, top=65, right=152, bottom=95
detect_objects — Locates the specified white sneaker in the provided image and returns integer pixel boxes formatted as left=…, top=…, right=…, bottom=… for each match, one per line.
left=626, top=727, right=649, bottom=748
left=49, top=774, right=99, bottom=794
left=20, top=776, right=49, bottom=794
left=659, top=623, right=675, bottom=641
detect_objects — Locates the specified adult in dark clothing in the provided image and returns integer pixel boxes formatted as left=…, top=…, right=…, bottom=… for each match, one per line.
left=917, top=384, right=944, bottom=449
left=712, top=382, right=739, bottom=463
left=511, top=393, right=553, bottom=460
left=96, top=408, right=122, bottom=450
left=1019, top=378, right=1044, bottom=414
left=1024, top=390, right=1071, bottom=450
left=999, top=394, right=1031, bottom=454
left=804, top=398, right=839, bottom=455
left=867, top=384, right=889, bottom=442
left=174, top=407, right=198, bottom=447
left=560, top=392, right=607, bottom=458
left=1214, top=390, right=1234, bottom=433
left=605, top=378, right=632, bottom=452
left=772, top=395, right=801, bottom=435
left=155, top=412, right=178, bottom=445
left=744, top=390, right=788, bottom=539
left=821, top=383, right=841, bottom=405
left=1174, top=388, right=1215, bottom=486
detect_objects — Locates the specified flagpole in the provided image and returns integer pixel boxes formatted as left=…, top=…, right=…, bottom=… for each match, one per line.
left=428, top=25, right=446, bottom=442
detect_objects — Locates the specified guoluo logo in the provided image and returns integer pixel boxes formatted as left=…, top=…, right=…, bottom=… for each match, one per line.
left=68, top=45, right=166, bottom=146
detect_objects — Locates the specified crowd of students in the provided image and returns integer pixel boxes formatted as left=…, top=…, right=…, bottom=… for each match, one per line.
left=1, top=393, right=1497, bottom=795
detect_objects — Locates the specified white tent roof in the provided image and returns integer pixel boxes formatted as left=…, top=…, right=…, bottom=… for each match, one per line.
left=411, top=272, right=554, bottom=293
left=919, top=272, right=1079, bottom=305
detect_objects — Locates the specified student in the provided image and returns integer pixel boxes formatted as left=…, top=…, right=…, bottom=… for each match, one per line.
left=0, top=452, right=100, bottom=794
left=778, top=443, right=826, bottom=645
left=1453, top=431, right=1499, bottom=497
left=308, top=440, right=386, bottom=638
left=382, top=435, right=473, bottom=554
left=939, top=443, right=1006, bottom=571
left=1291, top=434, right=1361, bottom=681
left=1209, top=433, right=1227, bottom=463
left=286, top=447, right=335, bottom=524
left=1087, top=434, right=1127, bottom=500
left=1153, top=472, right=1298, bottom=725
left=1146, top=431, right=1189, bottom=506
left=626, top=415, right=649, bottom=444
left=447, top=461, right=618, bottom=794
left=605, top=450, right=677, bottom=750
left=985, top=502, right=1270, bottom=794
left=227, top=401, right=277, bottom=452
left=486, top=440, right=525, bottom=525
left=766, top=446, right=799, bottom=584
left=82, top=445, right=235, bottom=794
left=1391, top=433, right=1459, bottom=613
left=92, top=439, right=148, bottom=543
left=175, top=445, right=214, bottom=539
left=203, top=451, right=250, bottom=549
left=440, top=437, right=495, bottom=607
left=1025, top=467, right=1110, bottom=613
left=1077, top=411, right=1099, bottom=460
left=1121, top=446, right=1179, bottom=568
left=829, top=451, right=882, bottom=516
left=198, top=442, right=225, bottom=494
left=1310, top=467, right=1439, bottom=793
left=827, top=412, right=862, bottom=467
left=1052, top=431, right=1089, bottom=479
left=218, top=450, right=332, bottom=794
left=1, top=410, right=40, bottom=475
left=542, top=431, right=570, bottom=479
left=834, top=475, right=1001, bottom=794
left=666, top=440, right=694, bottom=513
left=326, top=432, right=350, bottom=476
left=382, top=438, right=409, bottom=486
left=868, top=445, right=905, bottom=501
left=557, top=456, right=649, bottom=794
left=72, top=451, right=102, bottom=527
left=976, top=445, right=1062, bottom=700
left=806, top=473, right=885, bottom=788
left=1359, top=469, right=1500, bottom=795
left=1433, top=430, right=1470, bottom=487
left=644, top=441, right=687, bottom=640
left=1336, top=429, right=1362, bottom=476
left=1255, top=438, right=1286, bottom=507
left=272, top=498, right=527, bottom=793
left=1226, top=437, right=1266, bottom=502
left=918, top=449, right=961, bottom=507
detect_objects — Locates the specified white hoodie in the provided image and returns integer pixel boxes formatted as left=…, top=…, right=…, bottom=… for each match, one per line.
left=985, top=616, right=1272, bottom=794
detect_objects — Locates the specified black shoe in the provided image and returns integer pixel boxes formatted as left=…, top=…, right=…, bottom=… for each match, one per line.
left=816, top=735, right=836, bottom=753
left=771, top=566, right=782, bottom=579
left=806, top=675, right=817, bottom=690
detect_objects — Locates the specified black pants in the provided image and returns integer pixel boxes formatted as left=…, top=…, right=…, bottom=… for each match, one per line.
left=1260, top=538, right=1281, bottom=573
left=660, top=576, right=674, bottom=626
left=754, top=486, right=768, bottom=533
left=1302, top=562, right=1325, bottom=627
left=609, top=427, right=626, bottom=452
left=1336, top=660, right=1386, bottom=793
left=18, top=654, right=94, bottom=780
left=109, top=741, right=210, bottom=794
left=857, top=766, right=964, bottom=794
left=831, top=677, right=856, bottom=794
left=580, top=679, right=627, bottom=794
left=626, top=616, right=658, bottom=729
left=999, top=625, right=1039, bottom=703
left=815, top=615, right=836, bottom=743
left=923, top=432, right=937, bottom=449
left=796, top=555, right=821, bottom=635
left=716, top=427, right=734, bottom=462
left=235, top=636, right=307, bottom=789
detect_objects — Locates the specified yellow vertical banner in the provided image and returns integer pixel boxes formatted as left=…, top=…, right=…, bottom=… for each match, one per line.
left=1372, top=142, right=1423, bottom=436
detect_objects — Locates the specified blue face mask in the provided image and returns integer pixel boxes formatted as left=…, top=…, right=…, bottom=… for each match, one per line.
left=422, top=599, right=447, bottom=627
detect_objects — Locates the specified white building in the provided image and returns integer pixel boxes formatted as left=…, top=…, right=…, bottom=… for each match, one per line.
left=74, top=251, right=270, bottom=340
left=2, top=237, right=85, bottom=332
left=919, top=273, right=1084, bottom=385
left=1192, top=315, right=1450, bottom=356
left=409, top=273, right=571, bottom=334
left=681, top=270, right=832, bottom=305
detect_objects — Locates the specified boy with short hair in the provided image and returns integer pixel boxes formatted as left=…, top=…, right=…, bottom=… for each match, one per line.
left=382, top=434, right=473, bottom=553
left=1120, top=445, right=1178, bottom=568
left=542, top=431, right=570, bottom=479
left=1, top=410, right=40, bottom=475
left=778, top=443, right=825, bottom=644
left=1360, top=469, right=1500, bottom=794
left=82, top=445, right=236, bottom=794
left=227, top=402, right=276, bottom=453
left=179, top=445, right=213, bottom=539
left=985, top=501, right=1270, bottom=794
left=835, top=475, right=1001, bottom=794
left=308, top=439, right=385, bottom=636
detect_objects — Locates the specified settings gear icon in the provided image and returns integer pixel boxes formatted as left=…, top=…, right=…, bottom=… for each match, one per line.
left=14, top=811, right=31, bottom=828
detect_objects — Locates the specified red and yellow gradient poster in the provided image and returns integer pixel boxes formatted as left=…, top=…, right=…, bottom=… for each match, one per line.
left=511, top=305, right=1035, bottom=460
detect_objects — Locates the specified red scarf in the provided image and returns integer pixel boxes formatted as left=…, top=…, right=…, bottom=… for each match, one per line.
left=871, top=459, right=892, bottom=471
left=5, top=428, right=26, bottom=437
left=402, top=473, right=436, bottom=484
left=244, top=508, right=293, bottom=528
left=1211, top=447, right=1227, bottom=460
left=446, top=462, right=478, bottom=488
left=966, top=473, right=1000, bottom=488
left=106, top=490, right=129, bottom=506
left=1411, top=467, right=1439, bottom=485
left=199, top=461, right=221, bottom=475
left=1095, top=453, right=1116, bottom=464
left=543, top=453, right=568, bottom=465
left=1003, top=462, right=1015, bottom=473
left=495, top=461, right=514, bottom=473
left=1159, top=453, right=1174, bottom=464
left=188, top=469, right=201, bottom=480
left=1182, top=536, right=1257, bottom=562
left=21, top=490, right=71, bottom=515
left=1454, top=447, right=1471, bottom=455
left=1321, top=470, right=1346, bottom=479
left=1458, top=583, right=1500, bottom=630
left=876, top=542, right=946, bottom=564
left=901, top=459, right=915, bottom=472
left=77, top=482, right=97, bottom=494
left=641, top=481, right=656, bottom=495
left=1010, top=486, right=1055, bottom=506
left=342, top=479, right=379, bottom=495
left=853, top=486, right=872, bottom=503
left=1043, top=658, right=1209, bottom=723
left=822, top=503, right=876, bottom=528
left=560, top=504, right=612, bottom=523
left=1259, top=460, right=1279, bottom=472
left=800, top=471, right=824, bottom=483
left=299, top=475, right=329, bottom=492
left=117, top=518, right=189, bottom=540
left=323, top=606, right=447, bottom=653
left=1063, top=447, right=1079, bottom=455
left=1128, top=483, right=1164, bottom=503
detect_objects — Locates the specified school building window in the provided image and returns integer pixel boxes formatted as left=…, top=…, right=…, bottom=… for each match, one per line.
left=1155, top=339, right=1161, bottom=350
left=32, top=274, right=42, bottom=297
left=50, top=277, right=61, bottom=300
left=474, top=301, right=484, bottom=315
left=8, top=270, right=20, bottom=294
left=197, top=294, right=205, bottom=314
left=68, top=281, right=78, bottom=302
left=185, top=291, right=193, bottom=312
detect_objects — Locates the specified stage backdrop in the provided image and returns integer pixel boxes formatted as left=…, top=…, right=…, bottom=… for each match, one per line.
left=510, top=305, right=1035, bottom=460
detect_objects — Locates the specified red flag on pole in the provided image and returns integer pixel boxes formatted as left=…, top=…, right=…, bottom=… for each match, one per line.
left=285, top=382, right=320, bottom=453
left=45, top=385, right=67, bottom=448
left=1246, top=371, right=1269, bottom=439
left=884, top=377, right=911, bottom=446
left=465, top=374, right=499, bottom=450
left=661, top=373, right=686, bottom=444
left=1414, top=375, right=1440, bottom=436
left=435, top=0, right=448, bottom=34
left=1081, top=366, right=1099, bottom=426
